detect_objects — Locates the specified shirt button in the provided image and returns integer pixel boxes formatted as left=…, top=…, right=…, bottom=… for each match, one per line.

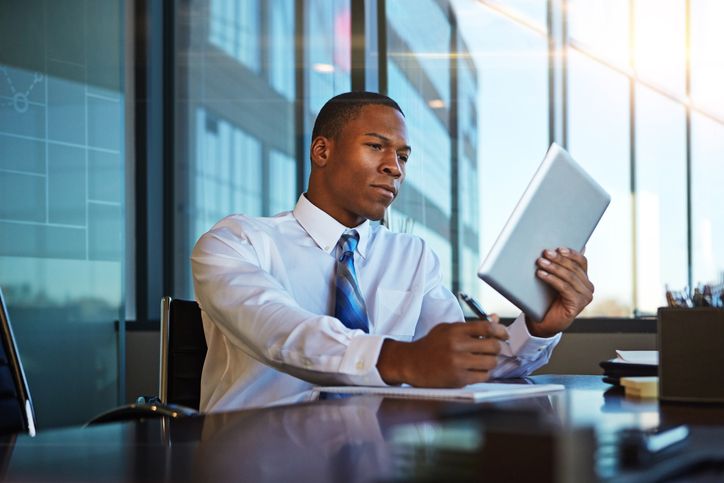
left=324, top=246, right=330, bottom=251
left=356, top=360, right=365, bottom=370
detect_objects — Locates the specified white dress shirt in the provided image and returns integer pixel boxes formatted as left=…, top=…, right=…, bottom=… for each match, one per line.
left=192, top=194, right=561, bottom=412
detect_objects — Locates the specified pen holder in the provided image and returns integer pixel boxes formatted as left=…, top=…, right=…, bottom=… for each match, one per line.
left=658, top=307, right=724, bottom=403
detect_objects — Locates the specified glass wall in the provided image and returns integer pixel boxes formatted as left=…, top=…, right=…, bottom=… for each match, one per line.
left=566, top=50, right=632, bottom=316
left=454, top=0, right=549, bottom=314
left=447, top=0, right=724, bottom=317
left=172, top=0, right=723, bottom=318
left=174, top=0, right=351, bottom=297
left=386, top=0, right=456, bottom=289
left=0, top=1, right=125, bottom=427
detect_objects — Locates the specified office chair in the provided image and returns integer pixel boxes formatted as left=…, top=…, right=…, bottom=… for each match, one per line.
left=0, top=288, right=36, bottom=436
left=87, top=296, right=206, bottom=425
left=159, top=296, right=207, bottom=409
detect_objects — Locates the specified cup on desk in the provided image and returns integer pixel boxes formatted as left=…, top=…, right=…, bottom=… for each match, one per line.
left=657, top=307, right=724, bottom=403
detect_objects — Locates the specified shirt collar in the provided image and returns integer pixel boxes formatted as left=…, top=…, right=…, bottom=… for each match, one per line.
left=292, top=194, right=370, bottom=259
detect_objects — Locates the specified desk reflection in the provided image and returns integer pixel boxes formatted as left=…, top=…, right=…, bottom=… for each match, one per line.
left=194, top=397, right=391, bottom=482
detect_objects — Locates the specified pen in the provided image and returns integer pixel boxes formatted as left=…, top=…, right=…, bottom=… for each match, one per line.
left=458, top=292, right=490, bottom=320
left=458, top=292, right=510, bottom=345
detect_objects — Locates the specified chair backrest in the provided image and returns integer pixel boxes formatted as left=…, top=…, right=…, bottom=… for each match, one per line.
left=0, top=288, right=36, bottom=436
left=159, top=297, right=207, bottom=410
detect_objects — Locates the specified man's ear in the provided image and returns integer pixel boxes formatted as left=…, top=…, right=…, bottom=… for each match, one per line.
left=310, top=136, right=332, bottom=168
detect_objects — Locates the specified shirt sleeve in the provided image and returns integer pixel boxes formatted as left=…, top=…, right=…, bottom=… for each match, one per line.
left=192, top=226, right=388, bottom=387
left=412, top=242, right=561, bottom=378
left=490, top=313, right=562, bottom=379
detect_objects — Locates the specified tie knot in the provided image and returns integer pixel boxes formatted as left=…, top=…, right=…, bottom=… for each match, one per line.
left=339, top=231, right=359, bottom=254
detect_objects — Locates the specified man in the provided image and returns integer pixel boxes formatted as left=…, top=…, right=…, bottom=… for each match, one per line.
left=192, top=91, right=594, bottom=412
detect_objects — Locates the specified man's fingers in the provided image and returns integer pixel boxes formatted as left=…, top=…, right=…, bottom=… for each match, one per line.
left=459, top=335, right=503, bottom=355
left=537, top=268, right=593, bottom=306
left=537, top=259, right=591, bottom=296
left=462, top=320, right=509, bottom=341
left=538, top=250, right=592, bottom=295
left=560, top=247, right=588, bottom=272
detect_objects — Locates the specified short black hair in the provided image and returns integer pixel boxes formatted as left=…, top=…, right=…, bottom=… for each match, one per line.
left=311, top=91, right=404, bottom=140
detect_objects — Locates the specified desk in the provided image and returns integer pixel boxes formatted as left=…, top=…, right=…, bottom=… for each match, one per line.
left=3, top=376, right=724, bottom=482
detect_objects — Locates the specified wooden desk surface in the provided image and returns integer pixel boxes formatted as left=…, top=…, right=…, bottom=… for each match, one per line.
left=3, top=375, right=724, bottom=482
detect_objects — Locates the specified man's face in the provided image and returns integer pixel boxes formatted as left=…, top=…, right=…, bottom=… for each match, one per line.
left=313, top=104, right=410, bottom=227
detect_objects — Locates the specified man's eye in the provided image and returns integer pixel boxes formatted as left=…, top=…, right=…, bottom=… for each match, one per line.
left=367, top=143, right=382, bottom=150
left=398, top=154, right=409, bottom=163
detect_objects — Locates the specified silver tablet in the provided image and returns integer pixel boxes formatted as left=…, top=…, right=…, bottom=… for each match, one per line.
left=477, top=143, right=610, bottom=322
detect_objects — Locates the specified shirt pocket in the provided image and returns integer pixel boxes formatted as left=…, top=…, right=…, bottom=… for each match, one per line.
left=373, top=289, right=417, bottom=341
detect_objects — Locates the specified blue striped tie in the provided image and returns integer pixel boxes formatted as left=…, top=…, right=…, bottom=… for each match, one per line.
left=334, top=230, right=369, bottom=333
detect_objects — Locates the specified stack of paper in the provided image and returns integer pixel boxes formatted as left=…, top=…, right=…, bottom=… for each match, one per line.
left=314, top=382, right=564, bottom=402
left=600, top=350, right=658, bottom=386
left=614, top=350, right=658, bottom=365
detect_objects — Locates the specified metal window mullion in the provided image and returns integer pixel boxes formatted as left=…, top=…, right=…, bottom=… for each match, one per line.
left=294, top=0, right=306, bottom=197
left=350, top=0, right=366, bottom=91
left=685, top=0, right=693, bottom=291
left=449, top=3, right=461, bottom=295
left=377, top=0, right=387, bottom=95
left=162, top=0, right=175, bottom=299
left=549, top=0, right=569, bottom=148
left=629, top=0, right=638, bottom=316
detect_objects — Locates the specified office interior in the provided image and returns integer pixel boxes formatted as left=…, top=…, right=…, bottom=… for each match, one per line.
left=0, top=0, right=722, bottom=441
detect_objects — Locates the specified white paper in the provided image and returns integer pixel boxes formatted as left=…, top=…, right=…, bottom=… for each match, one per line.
left=314, top=382, right=564, bottom=402
left=615, top=350, right=659, bottom=365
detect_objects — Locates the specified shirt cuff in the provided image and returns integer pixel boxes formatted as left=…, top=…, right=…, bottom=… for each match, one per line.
left=338, top=333, right=388, bottom=386
left=505, top=313, right=562, bottom=362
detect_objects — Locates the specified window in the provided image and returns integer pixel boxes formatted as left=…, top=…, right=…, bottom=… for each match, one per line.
left=691, top=114, right=724, bottom=285
left=0, top=0, right=125, bottom=427
left=386, top=0, right=455, bottom=288
left=448, top=0, right=724, bottom=317
left=454, top=1, right=549, bottom=315
left=174, top=0, right=351, bottom=298
left=634, top=85, right=687, bottom=313
left=171, top=0, right=724, bottom=320
left=567, top=50, right=632, bottom=316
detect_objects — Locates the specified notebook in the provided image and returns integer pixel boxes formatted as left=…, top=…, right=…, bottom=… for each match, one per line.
left=313, top=382, right=564, bottom=402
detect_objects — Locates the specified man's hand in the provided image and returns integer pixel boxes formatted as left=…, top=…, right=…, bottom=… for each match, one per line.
left=527, top=247, right=594, bottom=338
left=376, top=318, right=509, bottom=387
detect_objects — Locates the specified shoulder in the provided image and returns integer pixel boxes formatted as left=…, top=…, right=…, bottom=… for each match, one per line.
left=194, top=211, right=295, bottom=250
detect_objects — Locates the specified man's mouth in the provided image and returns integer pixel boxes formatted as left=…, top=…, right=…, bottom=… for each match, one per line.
left=370, top=184, right=397, bottom=199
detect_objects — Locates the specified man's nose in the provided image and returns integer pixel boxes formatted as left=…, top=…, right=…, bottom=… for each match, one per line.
left=381, top=153, right=402, bottom=178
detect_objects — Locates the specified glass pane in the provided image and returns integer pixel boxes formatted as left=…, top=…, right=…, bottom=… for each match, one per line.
left=175, top=0, right=352, bottom=297
left=485, top=0, right=548, bottom=30
left=634, top=84, right=687, bottom=315
left=567, top=50, right=632, bottom=316
left=454, top=3, right=549, bottom=315
left=268, top=0, right=295, bottom=100
left=691, top=113, right=724, bottom=286
left=456, top=31, right=481, bottom=305
left=634, top=0, right=685, bottom=96
left=690, top=0, right=724, bottom=118
left=0, top=0, right=124, bottom=427
left=209, top=0, right=261, bottom=72
left=387, top=0, right=454, bottom=287
left=568, top=0, right=630, bottom=68
left=304, top=0, right=352, bottom=186
left=306, top=0, right=351, bottom=114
